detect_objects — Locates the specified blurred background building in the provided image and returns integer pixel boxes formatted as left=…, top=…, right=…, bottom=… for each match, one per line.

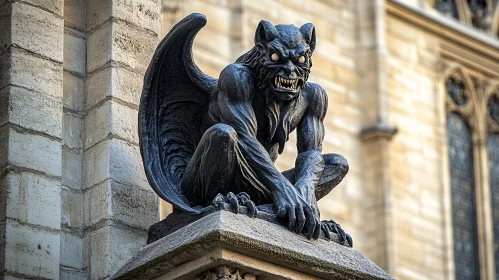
left=0, top=0, right=498, bottom=279
left=159, top=0, right=499, bottom=279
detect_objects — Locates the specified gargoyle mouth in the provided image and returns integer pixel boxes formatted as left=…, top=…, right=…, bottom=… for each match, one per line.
left=272, top=76, right=302, bottom=91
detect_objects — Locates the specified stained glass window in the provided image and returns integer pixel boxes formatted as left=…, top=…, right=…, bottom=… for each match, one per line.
left=488, top=133, right=499, bottom=277
left=447, top=113, right=480, bottom=280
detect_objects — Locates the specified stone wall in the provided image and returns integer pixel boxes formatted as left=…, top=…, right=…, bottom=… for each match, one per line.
left=1, top=0, right=161, bottom=279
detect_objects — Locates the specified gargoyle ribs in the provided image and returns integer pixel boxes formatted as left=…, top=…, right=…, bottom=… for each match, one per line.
left=139, top=13, right=351, bottom=246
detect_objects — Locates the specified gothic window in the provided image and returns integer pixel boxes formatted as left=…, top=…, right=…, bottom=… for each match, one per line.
left=487, top=93, right=499, bottom=275
left=434, top=0, right=460, bottom=18
left=447, top=113, right=481, bottom=280
left=488, top=134, right=499, bottom=276
left=433, top=0, right=499, bottom=36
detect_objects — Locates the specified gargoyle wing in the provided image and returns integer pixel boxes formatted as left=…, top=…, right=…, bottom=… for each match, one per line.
left=139, top=13, right=217, bottom=214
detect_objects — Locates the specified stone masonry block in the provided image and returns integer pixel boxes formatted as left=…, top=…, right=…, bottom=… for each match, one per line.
left=63, top=72, right=85, bottom=111
left=64, top=0, right=87, bottom=30
left=87, top=0, right=161, bottom=34
left=8, top=48, right=63, bottom=99
left=23, top=0, right=63, bottom=16
left=61, top=188, right=83, bottom=229
left=3, top=221, right=60, bottom=279
left=11, top=2, right=63, bottom=62
left=84, top=101, right=138, bottom=149
left=60, top=268, right=87, bottom=280
left=110, top=181, right=158, bottom=231
left=82, top=139, right=149, bottom=190
left=83, top=102, right=111, bottom=149
left=82, top=140, right=110, bottom=189
left=8, top=128, right=62, bottom=177
left=83, top=180, right=158, bottom=230
left=88, top=225, right=146, bottom=279
left=63, top=112, right=83, bottom=149
left=109, top=139, right=149, bottom=190
left=64, top=32, right=86, bottom=75
left=1, top=171, right=61, bottom=229
left=85, top=67, right=143, bottom=109
left=2, top=85, right=63, bottom=138
left=62, top=148, right=83, bottom=189
left=83, top=180, right=110, bottom=228
left=86, top=20, right=158, bottom=73
left=60, top=231, right=83, bottom=269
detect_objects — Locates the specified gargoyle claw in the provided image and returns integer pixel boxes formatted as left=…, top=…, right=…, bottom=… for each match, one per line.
left=237, top=192, right=257, bottom=218
left=321, top=219, right=353, bottom=247
left=211, top=192, right=258, bottom=218
left=226, top=192, right=239, bottom=214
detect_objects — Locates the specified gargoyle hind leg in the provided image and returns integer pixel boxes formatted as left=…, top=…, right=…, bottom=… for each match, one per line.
left=180, top=124, right=268, bottom=216
left=281, top=153, right=352, bottom=247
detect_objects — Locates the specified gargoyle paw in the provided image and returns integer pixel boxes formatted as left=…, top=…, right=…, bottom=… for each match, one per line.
left=321, top=219, right=353, bottom=248
left=211, top=192, right=258, bottom=218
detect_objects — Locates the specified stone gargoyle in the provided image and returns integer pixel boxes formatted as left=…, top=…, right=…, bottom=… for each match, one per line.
left=139, top=13, right=352, bottom=247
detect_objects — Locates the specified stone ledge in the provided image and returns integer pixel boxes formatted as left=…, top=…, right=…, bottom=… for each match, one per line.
left=112, top=211, right=393, bottom=280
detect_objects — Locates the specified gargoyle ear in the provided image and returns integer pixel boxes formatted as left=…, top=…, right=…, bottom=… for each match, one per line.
left=300, top=23, right=316, bottom=52
left=255, top=20, right=278, bottom=45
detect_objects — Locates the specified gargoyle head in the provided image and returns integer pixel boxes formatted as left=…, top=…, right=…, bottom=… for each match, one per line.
left=237, top=21, right=316, bottom=101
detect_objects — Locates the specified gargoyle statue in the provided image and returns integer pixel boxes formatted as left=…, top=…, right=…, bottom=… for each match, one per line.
left=139, top=13, right=352, bottom=246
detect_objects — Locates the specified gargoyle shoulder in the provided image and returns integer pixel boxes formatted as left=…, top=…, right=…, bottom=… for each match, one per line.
left=218, top=63, right=256, bottom=101
left=303, top=82, right=328, bottom=112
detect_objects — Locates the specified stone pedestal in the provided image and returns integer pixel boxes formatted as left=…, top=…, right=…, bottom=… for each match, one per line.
left=111, top=211, right=392, bottom=280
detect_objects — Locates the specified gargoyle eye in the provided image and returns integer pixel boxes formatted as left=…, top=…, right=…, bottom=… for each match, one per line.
left=298, top=56, right=305, bottom=63
left=271, top=53, right=279, bottom=62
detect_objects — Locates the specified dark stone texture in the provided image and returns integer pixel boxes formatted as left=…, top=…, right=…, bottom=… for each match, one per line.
left=111, top=211, right=393, bottom=280
left=447, top=113, right=480, bottom=280
left=139, top=13, right=349, bottom=242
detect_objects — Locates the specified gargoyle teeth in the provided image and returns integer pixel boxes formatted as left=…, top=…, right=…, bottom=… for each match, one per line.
left=274, top=77, right=299, bottom=90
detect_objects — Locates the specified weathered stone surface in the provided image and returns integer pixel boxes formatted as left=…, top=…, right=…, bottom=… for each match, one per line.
left=7, top=128, right=62, bottom=177
left=61, top=188, right=83, bottom=229
left=86, top=20, right=158, bottom=73
left=82, top=139, right=149, bottom=190
left=3, top=221, right=60, bottom=279
left=62, top=148, right=83, bottom=189
left=63, top=72, right=85, bottom=111
left=2, top=86, right=63, bottom=138
left=88, top=225, right=147, bottom=279
left=83, top=180, right=158, bottom=230
left=63, top=32, right=86, bottom=75
left=84, top=101, right=138, bottom=149
left=23, top=0, right=63, bottom=16
left=1, top=172, right=61, bottom=229
left=85, top=66, right=143, bottom=109
left=113, top=211, right=393, bottom=280
left=60, top=267, right=87, bottom=280
left=11, top=2, right=63, bottom=62
left=87, top=0, right=161, bottom=34
left=7, top=48, right=63, bottom=99
left=60, top=231, right=83, bottom=269
left=64, top=0, right=86, bottom=30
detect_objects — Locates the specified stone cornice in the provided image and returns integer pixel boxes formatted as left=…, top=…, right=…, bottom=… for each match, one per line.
left=387, top=0, right=499, bottom=77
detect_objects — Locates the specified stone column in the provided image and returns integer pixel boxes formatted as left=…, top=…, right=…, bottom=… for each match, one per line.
left=356, top=0, right=397, bottom=273
left=82, top=0, right=161, bottom=278
left=0, top=1, right=64, bottom=279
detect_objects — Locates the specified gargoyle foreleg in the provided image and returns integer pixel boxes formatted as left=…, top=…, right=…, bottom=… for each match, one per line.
left=281, top=153, right=349, bottom=201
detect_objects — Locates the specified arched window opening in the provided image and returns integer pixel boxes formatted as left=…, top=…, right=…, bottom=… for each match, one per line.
left=447, top=113, right=481, bottom=280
